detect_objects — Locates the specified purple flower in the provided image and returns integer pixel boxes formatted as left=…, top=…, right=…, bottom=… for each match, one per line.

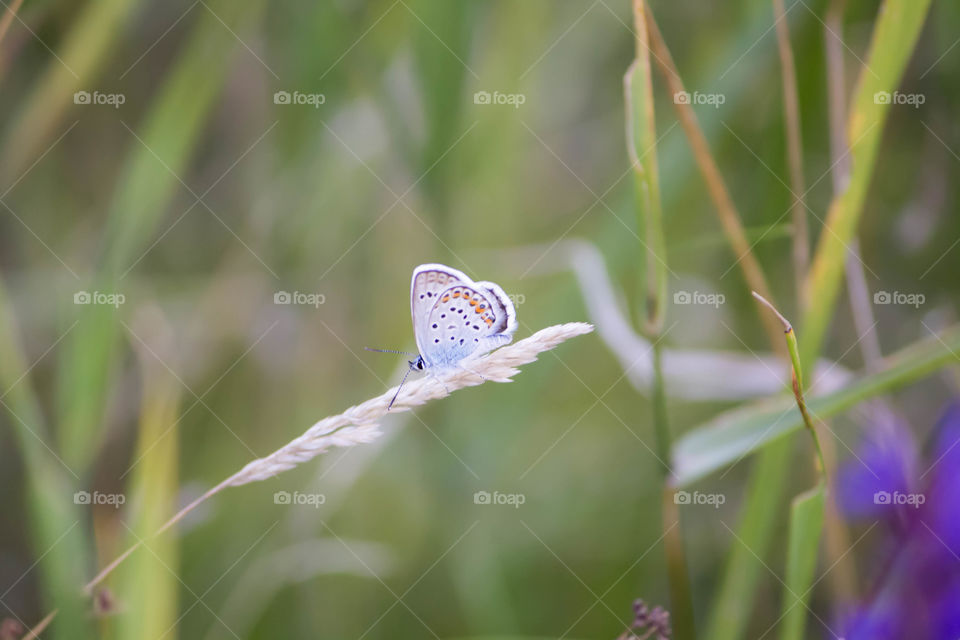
left=617, top=599, right=671, bottom=640
left=836, top=401, right=960, bottom=640
left=923, top=402, right=960, bottom=553
left=838, top=596, right=908, bottom=640
left=836, top=415, right=917, bottom=523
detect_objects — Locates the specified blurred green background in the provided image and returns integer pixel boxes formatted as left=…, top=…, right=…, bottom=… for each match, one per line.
left=0, top=0, right=958, bottom=638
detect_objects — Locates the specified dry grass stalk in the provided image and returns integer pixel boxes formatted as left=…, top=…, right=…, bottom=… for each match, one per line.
left=20, top=610, right=56, bottom=640
left=643, top=7, right=786, bottom=358
left=0, top=0, right=24, bottom=47
left=82, top=322, right=593, bottom=594
left=772, top=0, right=810, bottom=304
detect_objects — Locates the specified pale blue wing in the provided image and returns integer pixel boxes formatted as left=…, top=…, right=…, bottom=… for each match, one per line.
left=410, top=264, right=470, bottom=357
left=473, top=280, right=517, bottom=337
left=420, top=282, right=515, bottom=369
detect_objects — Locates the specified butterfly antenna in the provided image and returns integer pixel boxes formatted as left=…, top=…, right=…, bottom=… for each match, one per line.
left=388, top=367, right=414, bottom=410
left=365, top=347, right=418, bottom=356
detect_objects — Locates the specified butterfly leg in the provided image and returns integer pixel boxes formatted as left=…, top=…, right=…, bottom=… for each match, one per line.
left=458, top=363, right=487, bottom=381
left=427, top=370, right=451, bottom=395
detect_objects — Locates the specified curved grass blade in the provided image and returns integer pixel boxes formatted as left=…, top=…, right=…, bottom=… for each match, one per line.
left=674, top=323, right=960, bottom=486
left=800, top=0, right=933, bottom=372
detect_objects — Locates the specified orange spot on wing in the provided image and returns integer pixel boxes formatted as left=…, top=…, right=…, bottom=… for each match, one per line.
left=452, top=291, right=460, bottom=298
left=442, top=295, right=450, bottom=302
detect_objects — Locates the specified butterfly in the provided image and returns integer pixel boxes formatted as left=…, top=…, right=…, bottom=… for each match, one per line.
left=372, top=263, right=518, bottom=408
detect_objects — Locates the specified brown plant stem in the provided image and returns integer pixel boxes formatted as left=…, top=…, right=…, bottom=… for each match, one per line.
left=661, top=487, right=694, bottom=640
left=821, top=0, right=863, bottom=604
left=644, top=6, right=786, bottom=359
left=21, top=610, right=56, bottom=640
left=0, top=0, right=23, bottom=48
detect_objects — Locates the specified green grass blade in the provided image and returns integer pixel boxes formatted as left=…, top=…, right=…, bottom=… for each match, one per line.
left=674, top=324, right=960, bottom=486
left=410, top=0, right=472, bottom=213
left=55, top=0, right=268, bottom=471
left=0, top=278, right=95, bottom=638
left=800, top=0, right=932, bottom=372
left=114, top=345, right=182, bottom=640
left=704, top=448, right=790, bottom=640
left=624, top=51, right=667, bottom=332
left=0, top=0, right=140, bottom=178
left=626, top=4, right=693, bottom=639
left=778, top=486, right=825, bottom=640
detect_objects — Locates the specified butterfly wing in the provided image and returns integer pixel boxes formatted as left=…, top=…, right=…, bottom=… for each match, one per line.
left=420, top=281, right=517, bottom=368
left=410, top=263, right=471, bottom=358
left=473, top=280, right=517, bottom=337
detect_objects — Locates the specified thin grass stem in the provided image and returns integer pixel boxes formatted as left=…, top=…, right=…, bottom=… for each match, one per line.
left=0, top=0, right=23, bottom=48
left=71, top=324, right=592, bottom=598
left=773, top=0, right=810, bottom=307
left=751, top=292, right=827, bottom=482
left=644, top=6, right=786, bottom=358
left=629, top=3, right=694, bottom=637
